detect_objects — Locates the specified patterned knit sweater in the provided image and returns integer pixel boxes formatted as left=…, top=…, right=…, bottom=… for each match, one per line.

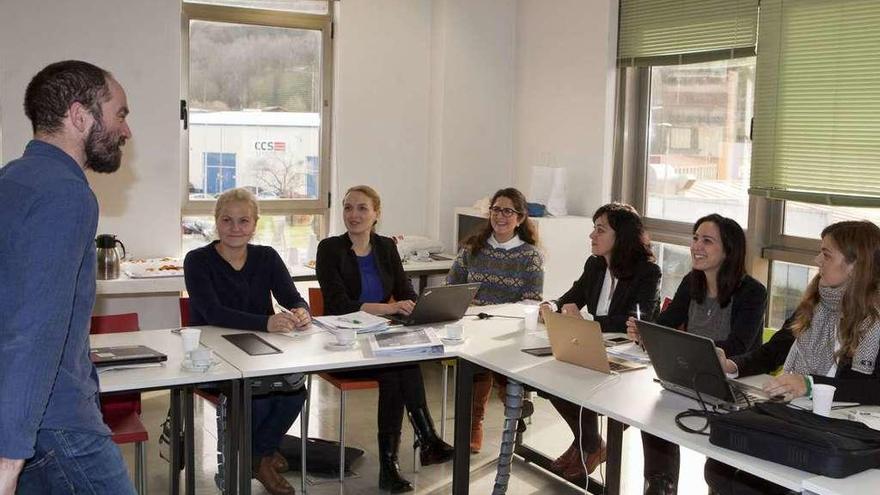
left=446, top=243, right=544, bottom=305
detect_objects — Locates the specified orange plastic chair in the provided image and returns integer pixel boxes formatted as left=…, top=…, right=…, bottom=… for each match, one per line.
left=90, top=313, right=149, bottom=495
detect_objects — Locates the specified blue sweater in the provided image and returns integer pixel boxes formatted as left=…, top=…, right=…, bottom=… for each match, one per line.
left=0, top=140, right=109, bottom=459
left=184, top=242, right=309, bottom=330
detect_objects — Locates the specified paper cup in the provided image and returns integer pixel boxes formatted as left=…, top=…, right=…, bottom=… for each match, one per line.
left=444, top=322, right=464, bottom=340
left=179, top=327, right=201, bottom=353
left=335, top=328, right=356, bottom=346
left=523, top=305, right=539, bottom=332
left=812, top=383, right=836, bottom=417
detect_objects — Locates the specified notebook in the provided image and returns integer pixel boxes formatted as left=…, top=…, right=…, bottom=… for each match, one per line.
left=544, top=311, right=645, bottom=374
left=636, top=320, right=777, bottom=410
left=90, top=345, right=167, bottom=367
left=386, top=283, right=480, bottom=326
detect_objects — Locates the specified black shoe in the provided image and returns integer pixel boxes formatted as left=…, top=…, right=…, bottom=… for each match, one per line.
left=644, top=475, right=677, bottom=495
left=408, top=407, right=454, bottom=466
left=378, top=433, right=413, bottom=493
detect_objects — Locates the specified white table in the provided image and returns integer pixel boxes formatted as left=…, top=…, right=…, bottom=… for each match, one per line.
left=91, top=329, right=241, bottom=495
left=802, top=469, right=880, bottom=495
left=96, top=257, right=454, bottom=295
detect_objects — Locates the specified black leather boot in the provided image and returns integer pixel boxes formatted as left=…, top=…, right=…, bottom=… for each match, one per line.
left=409, top=407, right=454, bottom=466
left=378, top=433, right=413, bottom=493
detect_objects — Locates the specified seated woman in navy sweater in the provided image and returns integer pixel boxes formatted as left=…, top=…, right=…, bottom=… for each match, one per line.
left=315, top=185, right=453, bottom=493
left=626, top=213, right=767, bottom=495
left=184, top=188, right=309, bottom=495
left=706, top=220, right=880, bottom=495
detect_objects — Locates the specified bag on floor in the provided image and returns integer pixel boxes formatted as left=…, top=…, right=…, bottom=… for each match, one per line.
left=708, top=402, right=880, bottom=478
left=278, top=435, right=365, bottom=475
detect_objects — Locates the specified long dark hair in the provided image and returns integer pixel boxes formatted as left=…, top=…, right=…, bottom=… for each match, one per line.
left=593, top=202, right=654, bottom=279
left=690, top=213, right=746, bottom=307
left=463, top=188, right=538, bottom=255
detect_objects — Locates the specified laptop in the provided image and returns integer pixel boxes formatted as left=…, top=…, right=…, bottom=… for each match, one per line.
left=544, top=311, right=646, bottom=374
left=90, top=345, right=167, bottom=367
left=636, top=320, right=775, bottom=410
left=386, top=283, right=480, bottom=326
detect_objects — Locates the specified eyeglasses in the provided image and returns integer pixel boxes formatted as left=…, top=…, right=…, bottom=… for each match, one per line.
left=489, top=206, right=521, bottom=218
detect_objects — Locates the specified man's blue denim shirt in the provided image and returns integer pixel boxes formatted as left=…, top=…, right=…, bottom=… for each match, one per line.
left=0, top=140, right=109, bottom=459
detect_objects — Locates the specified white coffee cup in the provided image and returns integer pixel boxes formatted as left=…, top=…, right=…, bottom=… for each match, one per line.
left=335, top=328, right=356, bottom=346
left=190, top=347, right=213, bottom=367
left=179, top=327, right=201, bottom=353
left=812, top=383, right=837, bottom=417
left=523, top=305, right=539, bottom=332
left=444, top=322, right=464, bottom=340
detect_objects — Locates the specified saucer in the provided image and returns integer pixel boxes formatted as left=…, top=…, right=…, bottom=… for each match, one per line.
left=325, top=341, right=357, bottom=351
left=441, top=337, right=466, bottom=345
left=181, top=358, right=218, bottom=372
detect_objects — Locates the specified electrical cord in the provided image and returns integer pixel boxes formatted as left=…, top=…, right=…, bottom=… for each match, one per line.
left=673, top=372, right=727, bottom=436
left=465, top=312, right=523, bottom=320
left=573, top=372, right=620, bottom=494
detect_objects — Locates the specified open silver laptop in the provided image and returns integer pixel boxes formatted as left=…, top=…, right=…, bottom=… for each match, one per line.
left=544, top=311, right=646, bottom=374
left=385, top=283, right=480, bottom=326
left=636, top=320, right=779, bottom=410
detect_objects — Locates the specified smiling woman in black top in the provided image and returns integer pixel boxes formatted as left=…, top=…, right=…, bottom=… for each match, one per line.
left=315, top=185, right=452, bottom=493
left=626, top=213, right=766, bottom=495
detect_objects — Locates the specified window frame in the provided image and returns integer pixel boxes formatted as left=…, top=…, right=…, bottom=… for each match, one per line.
left=180, top=2, right=334, bottom=234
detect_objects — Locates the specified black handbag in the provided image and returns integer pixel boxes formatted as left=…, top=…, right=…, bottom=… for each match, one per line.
left=708, top=402, right=880, bottom=478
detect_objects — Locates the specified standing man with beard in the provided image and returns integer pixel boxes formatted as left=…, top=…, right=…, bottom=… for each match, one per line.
left=0, top=60, right=135, bottom=495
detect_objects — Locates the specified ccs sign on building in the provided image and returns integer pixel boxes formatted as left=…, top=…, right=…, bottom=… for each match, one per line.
left=254, top=141, right=287, bottom=152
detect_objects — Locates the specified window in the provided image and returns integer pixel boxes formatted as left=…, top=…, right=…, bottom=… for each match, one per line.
left=768, top=260, right=817, bottom=329
left=182, top=1, right=332, bottom=261
left=783, top=202, right=880, bottom=239
left=644, top=57, right=755, bottom=226
left=651, top=241, right=691, bottom=302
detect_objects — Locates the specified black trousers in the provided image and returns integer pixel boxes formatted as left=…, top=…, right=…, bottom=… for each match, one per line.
left=642, top=432, right=679, bottom=481
left=547, top=395, right=602, bottom=452
left=332, top=364, right=428, bottom=436
left=704, top=458, right=796, bottom=495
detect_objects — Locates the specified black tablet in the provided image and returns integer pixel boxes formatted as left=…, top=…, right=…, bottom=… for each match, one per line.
left=521, top=346, right=552, bottom=357
left=223, top=333, right=282, bottom=356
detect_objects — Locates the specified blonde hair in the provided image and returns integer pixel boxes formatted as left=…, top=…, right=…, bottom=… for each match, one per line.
left=343, top=185, right=381, bottom=231
left=214, top=187, right=260, bottom=220
left=792, top=221, right=880, bottom=361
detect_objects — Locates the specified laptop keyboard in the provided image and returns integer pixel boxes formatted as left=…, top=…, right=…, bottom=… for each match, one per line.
left=608, top=361, right=628, bottom=372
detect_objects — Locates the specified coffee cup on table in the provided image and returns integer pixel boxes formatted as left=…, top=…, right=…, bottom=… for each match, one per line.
left=523, top=305, right=539, bottom=332
left=179, top=327, right=201, bottom=355
left=335, top=328, right=356, bottom=346
left=444, top=322, right=463, bottom=340
left=812, top=384, right=837, bottom=417
left=190, top=347, right=213, bottom=367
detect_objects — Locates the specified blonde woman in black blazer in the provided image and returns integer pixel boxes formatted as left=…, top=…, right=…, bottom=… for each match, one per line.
left=540, top=203, right=661, bottom=482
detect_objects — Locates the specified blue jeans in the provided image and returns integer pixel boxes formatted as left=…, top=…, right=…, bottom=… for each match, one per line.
left=252, top=390, right=307, bottom=458
left=17, top=429, right=135, bottom=495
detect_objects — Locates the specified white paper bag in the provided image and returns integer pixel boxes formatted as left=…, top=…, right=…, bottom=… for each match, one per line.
left=530, top=166, right=567, bottom=216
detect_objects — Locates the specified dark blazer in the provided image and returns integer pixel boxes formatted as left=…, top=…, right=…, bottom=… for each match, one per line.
left=555, top=256, right=662, bottom=333
left=732, top=314, right=880, bottom=405
left=657, top=272, right=766, bottom=356
left=315, top=233, right=417, bottom=316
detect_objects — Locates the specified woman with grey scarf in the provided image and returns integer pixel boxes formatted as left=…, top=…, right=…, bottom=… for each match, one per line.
left=709, top=220, right=880, bottom=495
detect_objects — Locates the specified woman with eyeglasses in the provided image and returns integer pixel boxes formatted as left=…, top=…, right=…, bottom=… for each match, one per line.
left=446, top=187, right=544, bottom=453
left=625, top=213, right=767, bottom=495
left=704, top=220, right=880, bottom=495
left=538, top=202, right=661, bottom=482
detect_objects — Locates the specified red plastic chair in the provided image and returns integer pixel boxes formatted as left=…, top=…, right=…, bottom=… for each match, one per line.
left=90, top=313, right=148, bottom=495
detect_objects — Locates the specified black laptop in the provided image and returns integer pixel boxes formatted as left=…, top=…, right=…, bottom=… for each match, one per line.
left=636, top=320, right=774, bottom=410
left=386, top=283, right=480, bottom=326
left=90, top=345, right=167, bottom=367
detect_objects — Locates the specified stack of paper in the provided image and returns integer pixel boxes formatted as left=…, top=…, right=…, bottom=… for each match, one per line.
left=368, top=327, right=444, bottom=357
left=606, top=342, right=651, bottom=363
left=314, top=311, right=389, bottom=334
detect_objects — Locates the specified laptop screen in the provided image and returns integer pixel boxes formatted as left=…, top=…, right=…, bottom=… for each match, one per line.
left=636, top=320, right=735, bottom=403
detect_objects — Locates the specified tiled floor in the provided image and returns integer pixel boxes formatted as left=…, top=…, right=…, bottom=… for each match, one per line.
left=122, top=362, right=709, bottom=494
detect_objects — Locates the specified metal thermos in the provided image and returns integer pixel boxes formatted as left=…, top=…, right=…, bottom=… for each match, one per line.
left=96, top=234, right=126, bottom=280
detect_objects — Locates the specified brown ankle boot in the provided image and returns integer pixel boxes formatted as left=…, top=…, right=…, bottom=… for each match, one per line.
left=253, top=455, right=295, bottom=495
left=470, top=373, right=494, bottom=453
left=270, top=451, right=289, bottom=473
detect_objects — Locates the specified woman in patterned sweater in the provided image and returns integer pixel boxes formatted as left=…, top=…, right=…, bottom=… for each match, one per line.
left=447, top=187, right=544, bottom=452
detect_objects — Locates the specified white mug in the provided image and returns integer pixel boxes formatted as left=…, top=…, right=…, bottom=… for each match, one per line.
left=444, top=323, right=464, bottom=340
left=190, top=347, right=213, bottom=367
left=335, top=328, right=356, bottom=346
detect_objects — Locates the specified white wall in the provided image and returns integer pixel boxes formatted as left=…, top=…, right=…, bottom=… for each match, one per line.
left=0, top=0, right=182, bottom=260
left=332, top=0, right=433, bottom=236
left=513, top=0, right=618, bottom=218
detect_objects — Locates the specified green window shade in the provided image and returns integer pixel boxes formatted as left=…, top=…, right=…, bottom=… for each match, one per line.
left=618, top=0, right=758, bottom=66
left=750, top=0, right=880, bottom=207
